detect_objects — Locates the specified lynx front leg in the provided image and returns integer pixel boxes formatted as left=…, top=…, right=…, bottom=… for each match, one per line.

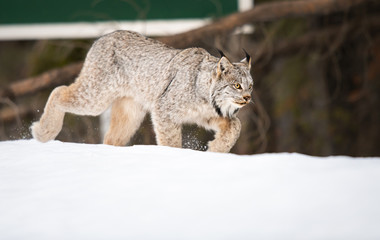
left=152, top=116, right=182, bottom=148
left=207, top=117, right=241, bottom=153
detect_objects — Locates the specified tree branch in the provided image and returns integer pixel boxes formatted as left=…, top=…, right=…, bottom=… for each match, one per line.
left=0, top=62, right=82, bottom=99
left=157, top=0, right=369, bottom=48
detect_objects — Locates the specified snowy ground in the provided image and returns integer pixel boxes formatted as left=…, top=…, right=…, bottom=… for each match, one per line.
left=1, top=140, right=379, bottom=240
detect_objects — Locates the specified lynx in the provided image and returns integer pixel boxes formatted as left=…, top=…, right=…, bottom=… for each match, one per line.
left=31, top=30, right=253, bottom=153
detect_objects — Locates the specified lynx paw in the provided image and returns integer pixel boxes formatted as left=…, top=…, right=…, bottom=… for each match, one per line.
left=30, top=121, right=58, bottom=143
left=207, top=140, right=230, bottom=153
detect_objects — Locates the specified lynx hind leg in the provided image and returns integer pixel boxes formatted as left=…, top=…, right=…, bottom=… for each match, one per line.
left=104, top=97, right=147, bottom=146
left=31, top=86, right=69, bottom=142
left=31, top=83, right=113, bottom=142
left=152, top=115, right=182, bottom=148
left=206, top=117, right=241, bottom=153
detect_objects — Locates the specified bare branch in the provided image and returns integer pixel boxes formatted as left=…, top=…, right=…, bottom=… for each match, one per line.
left=0, top=62, right=83, bottom=99
left=157, top=0, right=369, bottom=49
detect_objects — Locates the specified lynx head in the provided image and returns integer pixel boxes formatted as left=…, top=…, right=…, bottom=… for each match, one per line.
left=211, top=50, right=253, bottom=118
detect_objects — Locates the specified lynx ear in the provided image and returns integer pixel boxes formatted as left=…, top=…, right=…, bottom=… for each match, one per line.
left=217, top=56, right=233, bottom=75
left=241, top=49, right=252, bottom=70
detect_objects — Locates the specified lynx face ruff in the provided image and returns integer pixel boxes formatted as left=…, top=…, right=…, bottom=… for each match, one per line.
left=31, top=30, right=253, bottom=152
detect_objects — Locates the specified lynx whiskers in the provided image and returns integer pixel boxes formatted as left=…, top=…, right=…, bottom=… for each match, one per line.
left=31, top=30, right=254, bottom=153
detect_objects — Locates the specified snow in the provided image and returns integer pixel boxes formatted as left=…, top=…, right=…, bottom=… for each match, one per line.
left=1, top=140, right=380, bottom=240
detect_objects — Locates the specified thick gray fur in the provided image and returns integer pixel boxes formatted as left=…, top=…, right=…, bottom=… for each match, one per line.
left=31, top=30, right=253, bottom=152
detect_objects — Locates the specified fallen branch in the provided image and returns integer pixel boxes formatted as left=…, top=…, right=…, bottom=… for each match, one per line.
left=157, top=0, right=368, bottom=48
left=0, top=62, right=82, bottom=99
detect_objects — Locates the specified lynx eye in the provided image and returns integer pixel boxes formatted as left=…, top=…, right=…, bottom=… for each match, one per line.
left=234, top=83, right=242, bottom=89
left=249, top=84, right=253, bottom=90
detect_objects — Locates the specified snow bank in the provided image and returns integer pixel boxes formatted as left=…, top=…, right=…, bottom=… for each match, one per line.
left=1, top=140, right=379, bottom=240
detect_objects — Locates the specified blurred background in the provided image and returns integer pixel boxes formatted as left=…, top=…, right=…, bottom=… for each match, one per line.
left=0, top=0, right=379, bottom=156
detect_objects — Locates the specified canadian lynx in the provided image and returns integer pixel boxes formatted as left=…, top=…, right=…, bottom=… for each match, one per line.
left=31, top=30, right=253, bottom=153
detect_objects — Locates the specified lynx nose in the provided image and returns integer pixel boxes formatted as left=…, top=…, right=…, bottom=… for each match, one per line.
left=243, top=95, right=251, bottom=102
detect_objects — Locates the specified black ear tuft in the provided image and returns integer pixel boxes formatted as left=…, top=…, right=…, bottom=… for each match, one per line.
left=243, top=48, right=251, bottom=63
left=217, top=50, right=232, bottom=75
left=216, top=48, right=226, bottom=58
